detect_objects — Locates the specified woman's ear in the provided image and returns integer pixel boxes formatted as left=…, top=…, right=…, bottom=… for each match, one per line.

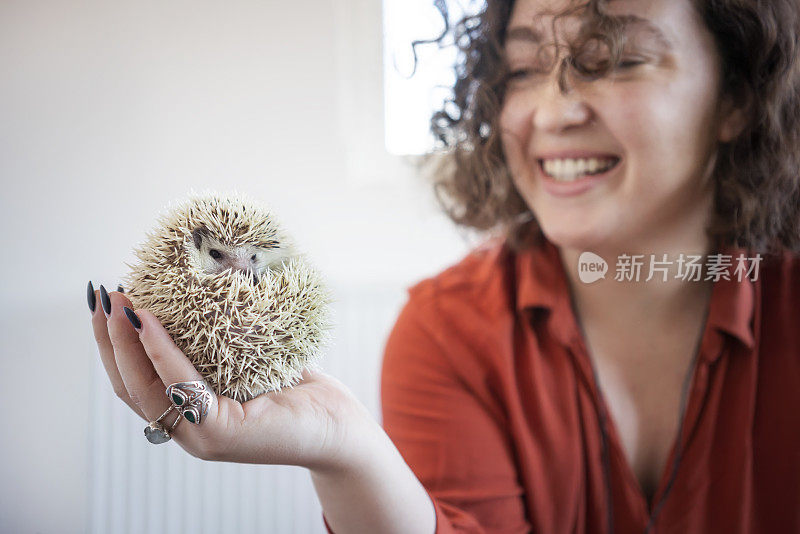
left=717, top=93, right=749, bottom=143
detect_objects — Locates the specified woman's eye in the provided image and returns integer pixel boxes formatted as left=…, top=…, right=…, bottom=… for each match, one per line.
left=209, top=249, right=223, bottom=260
left=507, top=67, right=547, bottom=83
left=617, top=57, right=646, bottom=70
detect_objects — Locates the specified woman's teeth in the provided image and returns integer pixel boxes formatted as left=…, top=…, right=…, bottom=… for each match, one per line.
left=540, top=157, right=618, bottom=181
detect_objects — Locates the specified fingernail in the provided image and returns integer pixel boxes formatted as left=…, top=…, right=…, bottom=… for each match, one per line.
left=87, top=281, right=96, bottom=313
left=117, top=284, right=124, bottom=293
left=100, top=285, right=112, bottom=316
left=123, top=306, right=142, bottom=331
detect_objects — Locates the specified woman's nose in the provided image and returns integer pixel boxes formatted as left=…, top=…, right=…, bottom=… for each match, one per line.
left=531, top=78, right=594, bottom=133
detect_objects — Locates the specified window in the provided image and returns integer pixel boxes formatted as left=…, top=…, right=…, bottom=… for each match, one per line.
left=382, top=0, right=484, bottom=155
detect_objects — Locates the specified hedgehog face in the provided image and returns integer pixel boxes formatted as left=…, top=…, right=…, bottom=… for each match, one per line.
left=188, top=227, right=292, bottom=279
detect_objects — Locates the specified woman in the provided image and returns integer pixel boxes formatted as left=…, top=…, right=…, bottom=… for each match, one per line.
left=89, top=0, right=800, bottom=532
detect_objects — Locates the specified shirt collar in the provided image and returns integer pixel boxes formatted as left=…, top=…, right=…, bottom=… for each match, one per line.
left=515, top=236, right=757, bottom=352
left=515, top=235, right=564, bottom=313
left=706, top=245, right=756, bottom=351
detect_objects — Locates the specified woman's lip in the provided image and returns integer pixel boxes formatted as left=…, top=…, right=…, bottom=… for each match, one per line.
left=535, top=151, right=620, bottom=160
left=537, top=158, right=621, bottom=197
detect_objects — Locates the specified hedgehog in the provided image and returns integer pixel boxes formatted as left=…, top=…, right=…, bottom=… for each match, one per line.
left=122, top=191, right=332, bottom=403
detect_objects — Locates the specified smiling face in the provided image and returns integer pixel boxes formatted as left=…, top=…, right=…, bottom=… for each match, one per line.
left=499, top=0, right=742, bottom=253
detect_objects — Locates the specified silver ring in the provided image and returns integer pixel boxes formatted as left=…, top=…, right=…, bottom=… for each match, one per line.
left=144, top=405, right=182, bottom=444
left=165, top=380, right=213, bottom=425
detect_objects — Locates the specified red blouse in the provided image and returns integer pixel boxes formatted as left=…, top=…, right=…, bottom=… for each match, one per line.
left=369, top=236, right=799, bottom=533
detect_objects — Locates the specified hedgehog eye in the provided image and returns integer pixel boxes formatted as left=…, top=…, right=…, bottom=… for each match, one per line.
left=250, top=254, right=257, bottom=262
left=209, top=249, right=223, bottom=260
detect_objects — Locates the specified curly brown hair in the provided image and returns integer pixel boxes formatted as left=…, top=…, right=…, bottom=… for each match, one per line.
left=425, top=0, right=800, bottom=255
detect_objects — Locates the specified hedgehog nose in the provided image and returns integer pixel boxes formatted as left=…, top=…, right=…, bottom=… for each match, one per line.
left=227, top=259, right=252, bottom=273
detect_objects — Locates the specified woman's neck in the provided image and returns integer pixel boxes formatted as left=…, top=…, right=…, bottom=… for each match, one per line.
left=557, top=227, right=717, bottom=338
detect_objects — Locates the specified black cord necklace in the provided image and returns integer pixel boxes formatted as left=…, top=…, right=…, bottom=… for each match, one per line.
left=570, top=296, right=710, bottom=534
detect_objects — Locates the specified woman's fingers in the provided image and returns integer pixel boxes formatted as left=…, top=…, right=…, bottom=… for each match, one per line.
left=102, top=287, right=171, bottom=424
left=89, top=283, right=145, bottom=419
left=131, top=308, right=222, bottom=421
left=90, top=281, right=226, bottom=457
left=122, top=307, right=227, bottom=458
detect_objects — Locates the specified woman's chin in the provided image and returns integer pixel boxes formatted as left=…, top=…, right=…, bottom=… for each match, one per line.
left=539, top=222, right=615, bottom=253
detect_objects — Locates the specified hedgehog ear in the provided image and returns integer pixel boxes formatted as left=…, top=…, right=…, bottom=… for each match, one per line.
left=192, top=228, right=205, bottom=249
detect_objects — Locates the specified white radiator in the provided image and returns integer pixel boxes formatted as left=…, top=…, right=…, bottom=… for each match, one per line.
left=89, top=283, right=408, bottom=534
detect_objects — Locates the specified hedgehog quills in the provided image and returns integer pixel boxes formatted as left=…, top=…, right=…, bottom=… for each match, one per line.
left=123, top=192, right=331, bottom=403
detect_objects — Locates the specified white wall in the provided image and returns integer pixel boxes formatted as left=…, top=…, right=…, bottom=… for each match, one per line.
left=0, top=1, right=476, bottom=532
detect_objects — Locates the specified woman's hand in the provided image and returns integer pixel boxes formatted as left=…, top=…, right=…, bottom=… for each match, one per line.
left=88, top=283, right=375, bottom=471
left=89, top=283, right=437, bottom=533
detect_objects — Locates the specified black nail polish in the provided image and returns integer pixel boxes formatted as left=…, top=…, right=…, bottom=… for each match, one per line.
left=123, top=306, right=141, bottom=330
left=100, top=285, right=112, bottom=316
left=117, top=285, right=125, bottom=293
left=87, top=281, right=96, bottom=313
